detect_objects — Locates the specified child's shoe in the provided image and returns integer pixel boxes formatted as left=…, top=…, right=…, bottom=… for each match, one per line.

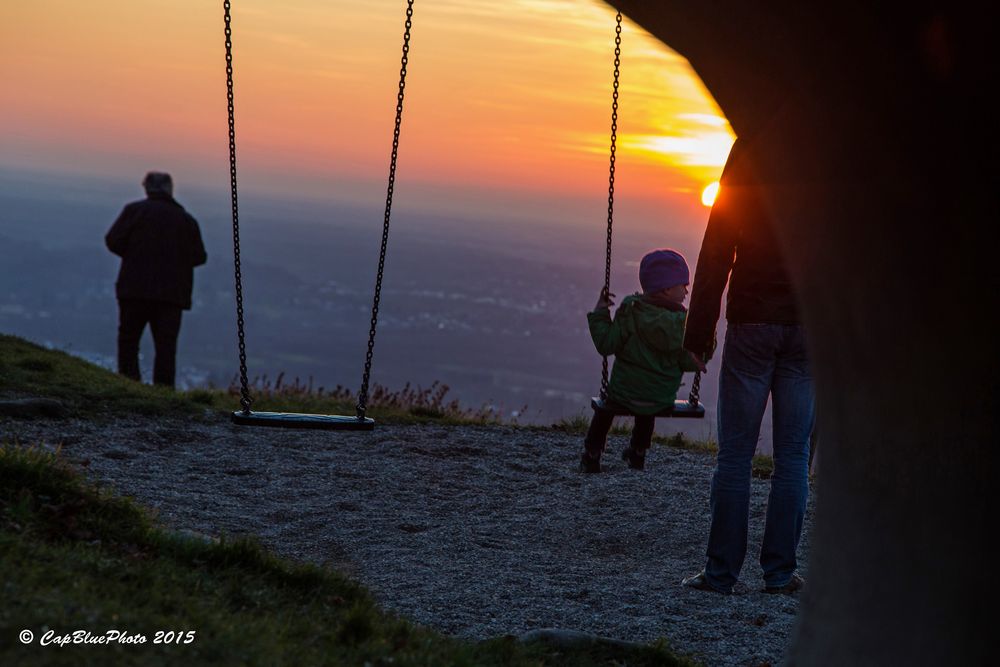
left=621, top=447, right=646, bottom=470
left=579, top=452, right=602, bottom=473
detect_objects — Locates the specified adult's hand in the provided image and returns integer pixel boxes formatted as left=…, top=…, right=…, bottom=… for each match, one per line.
left=688, top=350, right=707, bottom=373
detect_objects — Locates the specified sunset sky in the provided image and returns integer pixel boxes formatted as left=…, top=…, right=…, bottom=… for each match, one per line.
left=0, top=0, right=733, bottom=226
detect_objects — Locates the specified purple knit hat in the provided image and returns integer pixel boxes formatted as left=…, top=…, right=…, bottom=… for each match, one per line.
left=639, top=249, right=690, bottom=293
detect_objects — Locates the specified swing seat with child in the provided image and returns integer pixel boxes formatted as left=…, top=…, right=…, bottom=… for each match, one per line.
left=581, top=250, right=706, bottom=473
left=579, top=13, right=704, bottom=473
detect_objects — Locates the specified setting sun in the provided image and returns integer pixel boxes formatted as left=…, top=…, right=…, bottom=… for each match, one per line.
left=701, top=181, right=720, bottom=207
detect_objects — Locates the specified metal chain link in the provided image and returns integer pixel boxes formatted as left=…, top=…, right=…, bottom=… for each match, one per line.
left=600, top=12, right=622, bottom=401
left=688, top=370, right=701, bottom=407
left=357, top=0, right=414, bottom=419
left=224, top=0, right=252, bottom=414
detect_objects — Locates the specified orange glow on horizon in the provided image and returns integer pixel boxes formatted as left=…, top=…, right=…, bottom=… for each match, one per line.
left=0, top=0, right=733, bottom=216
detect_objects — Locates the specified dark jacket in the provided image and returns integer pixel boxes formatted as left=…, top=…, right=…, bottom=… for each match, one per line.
left=588, top=294, right=701, bottom=415
left=106, top=194, right=207, bottom=310
left=683, top=139, right=799, bottom=359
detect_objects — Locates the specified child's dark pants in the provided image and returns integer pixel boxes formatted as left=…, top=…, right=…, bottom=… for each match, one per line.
left=583, top=406, right=656, bottom=460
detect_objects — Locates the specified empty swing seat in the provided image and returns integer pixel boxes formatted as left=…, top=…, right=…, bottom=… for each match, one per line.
left=590, top=397, right=705, bottom=419
left=231, top=411, right=375, bottom=431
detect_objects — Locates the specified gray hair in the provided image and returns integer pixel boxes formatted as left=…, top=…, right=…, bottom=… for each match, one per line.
left=142, top=171, right=173, bottom=196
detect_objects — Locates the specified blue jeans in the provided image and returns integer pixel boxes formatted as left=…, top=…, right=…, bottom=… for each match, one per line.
left=703, top=323, right=814, bottom=591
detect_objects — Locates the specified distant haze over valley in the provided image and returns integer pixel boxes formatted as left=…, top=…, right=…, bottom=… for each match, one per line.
left=0, top=168, right=783, bottom=449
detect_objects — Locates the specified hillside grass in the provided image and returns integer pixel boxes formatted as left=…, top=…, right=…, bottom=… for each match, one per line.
left=1, top=333, right=700, bottom=665
left=548, top=413, right=776, bottom=479
left=0, top=333, right=771, bottom=476
left=0, top=334, right=202, bottom=418
left=0, top=333, right=776, bottom=481
left=0, top=334, right=503, bottom=426
left=0, top=444, right=695, bottom=667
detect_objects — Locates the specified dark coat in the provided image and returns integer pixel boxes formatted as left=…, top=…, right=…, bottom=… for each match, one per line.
left=683, top=139, right=800, bottom=359
left=106, top=193, right=207, bottom=310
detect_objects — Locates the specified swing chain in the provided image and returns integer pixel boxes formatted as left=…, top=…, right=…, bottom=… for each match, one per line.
left=357, top=0, right=414, bottom=420
left=224, top=0, right=252, bottom=414
left=600, top=12, right=622, bottom=401
left=689, top=370, right=701, bottom=407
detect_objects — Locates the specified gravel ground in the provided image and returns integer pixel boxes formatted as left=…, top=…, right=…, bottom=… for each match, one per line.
left=3, top=415, right=814, bottom=666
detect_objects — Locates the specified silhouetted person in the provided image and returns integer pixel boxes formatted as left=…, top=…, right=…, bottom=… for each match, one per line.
left=681, top=139, right=815, bottom=595
left=106, top=172, right=206, bottom=388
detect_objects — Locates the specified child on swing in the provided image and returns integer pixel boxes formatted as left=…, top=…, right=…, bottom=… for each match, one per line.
left=580, top=248, right=705, bottom=473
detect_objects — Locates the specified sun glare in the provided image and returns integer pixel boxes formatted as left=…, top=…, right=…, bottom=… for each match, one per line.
left=701, top=181, right=720, bottom=207
left=629, top=132, right=733, bottom=168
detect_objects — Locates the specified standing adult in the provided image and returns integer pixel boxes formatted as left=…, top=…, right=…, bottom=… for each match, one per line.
left=681, top=139, right=815, bottom=594
left=106, top=171, right=207, bottom=388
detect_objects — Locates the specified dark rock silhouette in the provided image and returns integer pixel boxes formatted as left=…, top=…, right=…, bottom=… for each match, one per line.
left=612, top=1, right=994, bottom=663
left=0, top=397, right=68, bottom=419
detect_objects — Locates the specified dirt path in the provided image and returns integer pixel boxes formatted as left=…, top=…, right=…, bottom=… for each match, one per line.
left=3, top=415, right=813, bottom=666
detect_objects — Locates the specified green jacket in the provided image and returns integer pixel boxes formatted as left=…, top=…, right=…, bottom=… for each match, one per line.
left=588, top=293, right=700, bottom=415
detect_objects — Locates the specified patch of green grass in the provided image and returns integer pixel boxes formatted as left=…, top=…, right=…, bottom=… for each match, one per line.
left=652, top=433, right=775, bottom=479
left=546, top=413, right=775, bottom=479
left=0, top=334, right=204, bottom=419
left=1, top=332, right=771, bottom=480
left=651, top=432, right=717, bottom=455
left=0, top=444, right=697, bottom=666
left=217, top=376, right=508, bottom=426
left=751, top=454, right=775, bottom=479
left=548, top=413, right=717, bottom=453
left=0, top=334, right=503, bottom=426
left=610, top=422, right=633, bottom=436
left=548, top=414, right=644, bottom=437
left=550, top=414, right=591, bottom=434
